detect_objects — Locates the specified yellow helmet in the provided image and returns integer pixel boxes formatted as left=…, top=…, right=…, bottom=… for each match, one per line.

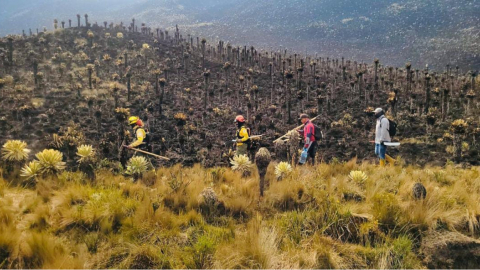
left=129, top=116, right=139, bottom=125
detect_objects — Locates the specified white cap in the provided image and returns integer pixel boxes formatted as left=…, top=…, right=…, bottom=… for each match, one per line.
left=374, top=108, right=383, bottom=114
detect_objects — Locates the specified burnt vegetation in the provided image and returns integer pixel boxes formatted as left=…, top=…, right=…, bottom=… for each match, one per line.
left=0, top=14, right=480, bottom=269
left=0, top=16, right=478, bottom=167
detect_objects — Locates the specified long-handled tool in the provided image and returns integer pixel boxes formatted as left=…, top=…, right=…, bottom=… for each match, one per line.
left=384, top=142, right=401, bottom=147
left=231, top=135, right=264, bottom=142
left=369, top=141, right=401, bottom=147
left=122, top=145, right=170, bottom=160
left=273, top=115, right=320, bottom=143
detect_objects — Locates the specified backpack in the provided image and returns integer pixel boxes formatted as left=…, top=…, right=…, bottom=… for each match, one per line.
left=143, top=131, right=151, bottom=146
left=142, top=131, right=153, bottom=152
left=244, top=127, right=252, bottom=150
left=138, top=127, right=151, bottom=147
left=237, top=126, right=252, bottom=148
left=313, top=124, right=322, bottom=141
left=380, top=117, right=397, bottom=138
left=388, top=119, right=397, bottom=138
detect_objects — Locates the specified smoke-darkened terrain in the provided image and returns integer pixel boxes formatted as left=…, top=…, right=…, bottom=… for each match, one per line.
left=2, top=1, right=480, bottom=269
left=1, top=0, right=479, bottom=69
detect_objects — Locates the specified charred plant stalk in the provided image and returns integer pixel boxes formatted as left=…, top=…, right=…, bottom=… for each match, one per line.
left=88, top=68, right=93, bottom=89
left=127, top=73, right=131, bottom=101
left=442, top=89, right=449, bottom=121
left=287, top=85, right=292, bottom=123
left=159, top=79, right=166, bottom=115
left=454, top=134, right=462, bottom=163
left=255, top=148, right=271, bottom=197
left=270, top=63, right=274, bottom=103
left=201, top=39, right=206, bottom=68
left=425, top=74, right=431, bottom=114
left=33, top=60, right=38, bottom=87
left=203, top=70, right=210, bottom=111
left=7, top=37, right=13, bottom=66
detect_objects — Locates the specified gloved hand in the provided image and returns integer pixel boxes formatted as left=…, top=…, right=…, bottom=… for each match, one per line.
left=380, top=141, right=384, bottom=146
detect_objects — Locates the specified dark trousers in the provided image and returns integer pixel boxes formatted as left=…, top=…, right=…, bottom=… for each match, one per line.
left=307, top=141, right=317, bottom=165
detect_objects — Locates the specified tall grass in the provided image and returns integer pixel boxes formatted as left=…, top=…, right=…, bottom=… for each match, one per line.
left=0, top=160, right=479, bottom=268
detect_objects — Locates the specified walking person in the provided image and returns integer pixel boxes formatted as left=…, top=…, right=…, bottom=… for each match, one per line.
left=234, top=115, right=250, bottom=156
left=374, top=108, right=395, bottom=166
left=297, top=114, right=317, bottom=165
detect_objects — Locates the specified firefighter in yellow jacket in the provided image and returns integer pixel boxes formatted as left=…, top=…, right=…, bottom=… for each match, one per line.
left=127, top=116, right=149, bottom=150
left=235, top=115, right=250, bottom=156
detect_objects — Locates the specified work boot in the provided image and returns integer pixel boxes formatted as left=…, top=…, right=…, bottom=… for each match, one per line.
left=379, top=159, right=386, bottom=167
left=385, top=154, right=396, bottom=166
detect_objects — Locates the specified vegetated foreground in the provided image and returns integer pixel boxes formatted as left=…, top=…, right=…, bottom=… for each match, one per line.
left=1, top=160, right=480, bottom=268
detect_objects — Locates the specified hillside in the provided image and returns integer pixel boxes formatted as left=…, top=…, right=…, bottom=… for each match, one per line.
left=0, top=9, right=480, bottom=269
left=1, top=0, right=479, bottom=69
left=0, top=19, right=479, bottom=167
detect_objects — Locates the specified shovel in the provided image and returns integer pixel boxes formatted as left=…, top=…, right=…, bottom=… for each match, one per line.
left=384, top=142, right=401, bottom=147
left=369, top=141, right=401, bottom=147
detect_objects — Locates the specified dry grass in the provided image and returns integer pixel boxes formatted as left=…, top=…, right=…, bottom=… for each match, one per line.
left=0, top=160, right=479, bottom=268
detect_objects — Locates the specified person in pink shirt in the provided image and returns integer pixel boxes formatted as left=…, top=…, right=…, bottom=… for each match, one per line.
left=297, top=114, right=317, bottom=165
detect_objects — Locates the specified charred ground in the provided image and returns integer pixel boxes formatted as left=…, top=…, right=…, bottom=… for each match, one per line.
left=0, top=18, right=479, bottom=168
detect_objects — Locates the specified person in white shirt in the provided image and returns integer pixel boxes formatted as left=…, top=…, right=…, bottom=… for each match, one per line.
left=374, top=108, right=395, bottom=166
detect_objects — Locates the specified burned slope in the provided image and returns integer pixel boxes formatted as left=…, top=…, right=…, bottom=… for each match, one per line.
left=0, top=18, right=478, bottom=167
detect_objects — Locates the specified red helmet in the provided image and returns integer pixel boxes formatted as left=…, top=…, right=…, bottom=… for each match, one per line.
left=235, top=115, right=245, bottom=123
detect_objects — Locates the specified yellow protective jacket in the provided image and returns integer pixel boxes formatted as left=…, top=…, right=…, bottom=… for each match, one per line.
left=236, top=126, right=250, bottom=146
left=129, top=126, right=146, bottom=148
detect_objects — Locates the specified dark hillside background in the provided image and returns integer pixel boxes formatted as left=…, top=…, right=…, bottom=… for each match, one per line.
left=1, top=0, right=479, bottom=70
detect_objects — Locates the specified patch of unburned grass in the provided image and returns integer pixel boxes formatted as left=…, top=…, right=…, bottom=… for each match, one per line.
left=0, top=160, right=479, bottom=268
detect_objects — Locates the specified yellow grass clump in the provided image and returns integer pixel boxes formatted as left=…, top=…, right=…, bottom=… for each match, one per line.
left=0, top=160, right=480, bottom=268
